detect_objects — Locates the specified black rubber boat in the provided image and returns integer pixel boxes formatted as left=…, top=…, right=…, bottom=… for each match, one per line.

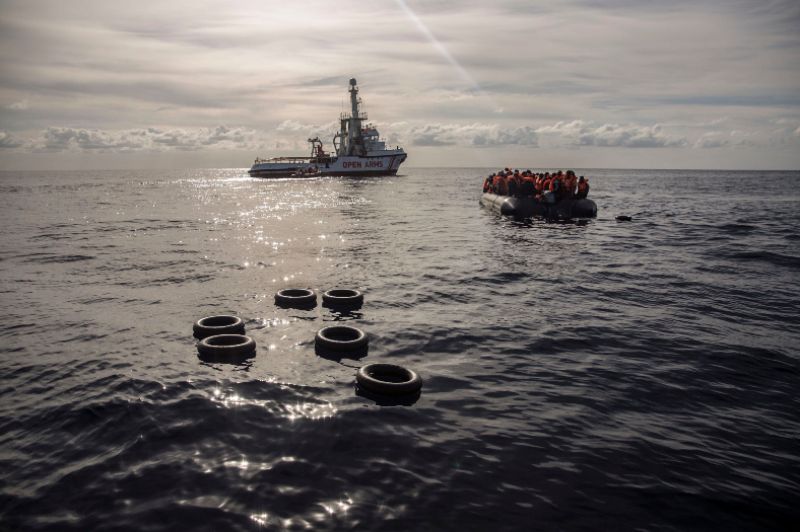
left=480, top=193, right=597, bottom=219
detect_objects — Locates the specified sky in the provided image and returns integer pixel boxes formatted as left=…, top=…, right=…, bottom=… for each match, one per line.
left=0, top=0, right=798, bottom=170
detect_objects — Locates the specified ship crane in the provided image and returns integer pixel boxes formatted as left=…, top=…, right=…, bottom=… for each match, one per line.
left=307, top=137, right=328, bottom=159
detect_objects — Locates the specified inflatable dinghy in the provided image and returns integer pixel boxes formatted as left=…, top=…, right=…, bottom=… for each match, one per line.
left=480, top=193, right=597, bottom=219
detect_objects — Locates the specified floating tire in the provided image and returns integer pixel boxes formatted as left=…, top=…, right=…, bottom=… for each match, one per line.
left=275, top=288, right=317, bottom=307
left=193, top=315, right=245, bottom=339
left=356, top=363, right=422, bottom=396
left=315, top=325, right=368, bottom=351
left=322, top=289, right=363, bottom=307
left=197, top=334, right=256, bottom=359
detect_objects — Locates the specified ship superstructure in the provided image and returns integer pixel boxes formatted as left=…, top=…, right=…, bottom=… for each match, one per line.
left=249, top=78, right=407, bottom=178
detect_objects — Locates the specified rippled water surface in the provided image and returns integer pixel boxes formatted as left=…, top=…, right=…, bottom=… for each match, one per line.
left=1, top=168, right=799, bottom=530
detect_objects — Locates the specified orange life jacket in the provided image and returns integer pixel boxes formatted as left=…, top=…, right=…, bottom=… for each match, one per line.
left=497, top=175, right=509, bottom=196
left=565, top=176, right=575, bottom=195
left=520, top=175, right=536, bottom=196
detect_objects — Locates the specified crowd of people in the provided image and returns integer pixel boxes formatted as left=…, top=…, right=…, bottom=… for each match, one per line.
left=482, top=168, right=590, bottom=203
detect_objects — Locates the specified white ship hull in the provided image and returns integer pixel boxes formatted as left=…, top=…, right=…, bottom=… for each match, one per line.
left=249, top=153, right=407, bottom=178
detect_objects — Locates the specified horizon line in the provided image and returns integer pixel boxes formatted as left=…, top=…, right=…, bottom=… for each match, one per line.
left=1, top=166, right=798, bottom=173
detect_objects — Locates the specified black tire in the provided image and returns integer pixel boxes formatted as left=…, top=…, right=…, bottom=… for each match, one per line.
left=197, top=334, right=256, bottom=359
left=356, top=363, right=422, bottom=395
left=275, top=288, right=317, bottom=307
left=315, top=325, right=367, bottom=351
left=193, top=315, right=245, bottom=339
left=322, top=289, right=364, bottom=307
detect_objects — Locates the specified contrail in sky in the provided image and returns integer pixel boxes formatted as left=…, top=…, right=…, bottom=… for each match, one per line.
left=393, top=0, right=501, bottom=113
left=393, top=0, right=477, bottom=88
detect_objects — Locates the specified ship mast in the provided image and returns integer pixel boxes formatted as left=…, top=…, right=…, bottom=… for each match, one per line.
left=336, top=78, right=367, bottom=156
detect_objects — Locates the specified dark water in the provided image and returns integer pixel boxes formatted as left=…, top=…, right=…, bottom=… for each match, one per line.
left=1, top=168, right=799, bottom=531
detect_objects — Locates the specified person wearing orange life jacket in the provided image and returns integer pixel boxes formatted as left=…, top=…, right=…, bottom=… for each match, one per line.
left=517, top=172, right=526, bottom=196
left=534, top=174, right=545, bottom=194
left=555, top=171, right=567, bottom=200
left=507, top=177, right=517, bottom=197
left=542, top=173, right=552, bottom=194
left=576, top=176, right=590, bottom=199
left=520, top=172, right=536, bottom=197
left=539, top=173, right=554, bottom=204
left=549, top=172, right=561, bottom=193
left=495, top=173, right=509, bottom=196
left=536, top=172, right=550, bottom=201
left=483, top=174, right=494, bottom=193
left=557, top=175, right=565, bottom=201
left=491, top=173, right=502, bottom=194
left=564, top=170, right=577, bottom=198
left=508, top=170, right=523, bottom=197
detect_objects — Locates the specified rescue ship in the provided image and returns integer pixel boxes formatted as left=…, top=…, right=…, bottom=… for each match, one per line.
left=248, top=78, right=407, bottom=178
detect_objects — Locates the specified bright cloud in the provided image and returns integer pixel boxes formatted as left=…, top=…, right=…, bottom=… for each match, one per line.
left=0, top=131, right=24, bottom=149
left=6, top=99, right=29, bottom=110
left=407, top=123, right=538, bottom=147
left=536, top=121, right=687, bottom=148
left=30, top=126, right=261, bottom=153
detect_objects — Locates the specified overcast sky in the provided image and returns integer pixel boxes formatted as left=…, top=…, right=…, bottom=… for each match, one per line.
left=1, top=0, right=798, bottom=170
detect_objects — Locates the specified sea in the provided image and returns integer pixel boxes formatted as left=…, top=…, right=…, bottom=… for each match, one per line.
left=0, top=168, right=798, bottom=531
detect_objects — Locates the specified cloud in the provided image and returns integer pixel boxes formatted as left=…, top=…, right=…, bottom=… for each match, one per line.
left=41, top=127, right=142, bottom=151
left=6, top=99, right=29, bottom=110
left=616, top=94, right=800, bottom=108
left=0, top=131, right=24, bottom=149
left=411, top=127, right=456, bottom=146
left=147, top=128, right=198, bottom=150
left=8, top=118, right=792, bottom=158
left=693, top=133, right=731, bottom=149
left=203, top=125, right=248, bottom=145
left=408, top=123, right=538, bottom=147
left=276, top=120, right=337, bottom=134
left=473, top=126, right=538, bottom=146
left=537, top=120, right=687, bottom=148
left=28, top=125, right=261, bottom=153
left=692, top=131, right=754, bottom=149
left=765, top=121, right=800, bottom=147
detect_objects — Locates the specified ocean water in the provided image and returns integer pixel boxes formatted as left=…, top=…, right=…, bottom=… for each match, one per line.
left=0, top=167, right=798, bottom=531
